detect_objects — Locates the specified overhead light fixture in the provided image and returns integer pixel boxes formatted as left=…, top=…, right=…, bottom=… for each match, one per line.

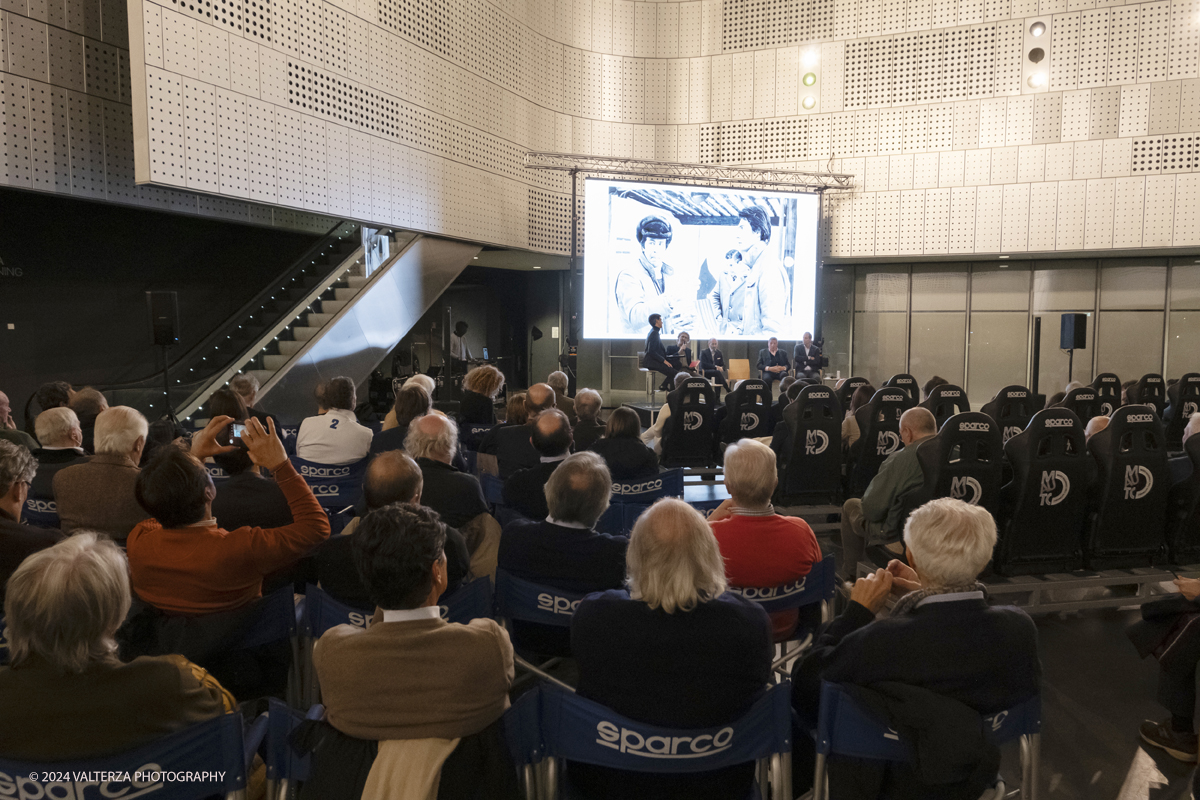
left=802, top=48, right=819, bottom=68
left=803, top=96, right=816, bottom=109
left=533, top=265, right=541, bottom=269
left=1030, top=21, right=1045, bottom=36
left=473, top=256, right=478, bottom=259
left=998, top=255, right=1009, bottom=259
left=1028, top=72, right=1046, bottom=88
left=803, top=73, right=817, bottom=86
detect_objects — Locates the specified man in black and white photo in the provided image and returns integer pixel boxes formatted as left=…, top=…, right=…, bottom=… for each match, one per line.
left=614, top=216, right=695, bottom=336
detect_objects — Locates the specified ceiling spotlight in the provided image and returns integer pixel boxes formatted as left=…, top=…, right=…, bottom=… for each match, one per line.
left=1030, top=21, right=1045, bottom=36
left=803, top=72, right=817, bottom=86
left=533, top=265, right=541, bottom=269
left=803, top=95, right=816, bottom=109
left=802, top=48, right=820, bottom=68
left=1027, top=72, right=1046, bottom=88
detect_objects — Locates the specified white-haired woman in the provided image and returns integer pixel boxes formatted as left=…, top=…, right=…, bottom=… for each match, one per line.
left=790, top=497, right=1040, bottom=798
left=0, top=533, right=235, bottom=759
left=570, top=498, right=772, bottom=800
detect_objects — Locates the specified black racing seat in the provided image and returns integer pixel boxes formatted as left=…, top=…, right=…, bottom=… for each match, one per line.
left=1091, top=373, right=1122, bottom=417
left=1130, top=373, right=1168, bottom=418
left=883, top=373, right=919, bottom=403
left=847, top=388, right=916, bottom=497
left=995, top=409, right=1094, bottom=575
left=919, top=384, right=970, bottom=430
left=660, top=377, right=718, bottom=468
left=1084, top=405, right=1171, bottom=569
left=780, top=384, right=844, bottom=503
left=718, top=378, right=772, bottom=445
left=1164, top=373, right=1200, bottom=450
left=980, top=385, right=1037, bottom=445
left=1167, top=434, right=1200, bottom=565
left=1059, top=387, right=1100, bottom=424
left=836, top=377, right=871, bottom=410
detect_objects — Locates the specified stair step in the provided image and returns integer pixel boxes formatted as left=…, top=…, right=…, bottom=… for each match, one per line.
left=247, top=369, right=275, bottom=387
left=264, top=354, right=290, bottom=370
left=292, top=326, right=320, bottom=341
left=278, top=340, right=306, bottom=356
left=305, top=312, right=335, bottom=327
left=334, top=288, right=358, bottom=301
left=345, top=276, right=368, bottom=289
left=321, top=300, right=348, bottom=314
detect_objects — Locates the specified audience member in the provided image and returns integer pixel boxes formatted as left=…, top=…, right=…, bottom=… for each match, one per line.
left=296, top=376, right=372, bottom=465
left=0, top=390, right=39, bottom=452
left=69, top=388, right=109, bottom=455
left=381, top=375, right=438, bottom=431
left=312, top=504, right=513, bottom=746
left=769, top=376, right=797, bottom=432
left=54, top=406, right=149, bottom=541
left=498, top=452, right=626, bottom=657
left=570, top=498, right=772, bottom=800
left=548, top=370, right=578, bottom=425
left=768, top=380, right=809, bottom=453
left=406, top=414, right=500, bottom=578
left=572, top=389, right=606, bottom=452
left=140, top=418, right=187, bottom=466
left=1122, top=379, right=1138, bottom=405
left=639, top=371, right=694, bottom=454
left=921, top=375, right=949, bottom=402
left=480, top=383, right=555, bottom=479
left=592, top=407, right=659, bottom=480
left=30, top=407, right=87, bottom=498
left=792, top=498, right=1040, bottom=798
left=501, top=393, right=530, bottom=427
left=1085, top=415, right=1110, bottom=442
left=460, top=364, right=504, bottom=424
left=371, top=384, right=430, bottom=455
left=0, top=441, right=63, bottom=604
left=229, top=373, right=281, bottom=433
left=838, top=407, right=938, bottom=578
left=209, top=393, right=293, bottom=531
left=842, top=383, right=876, bottom=453
left=127, top=416, right=330, bottom=613
left=316, top=451, right=468, bottom=609
left=503, top=409, right=573, bottom=520
left=21, top=381, right=74, bottom=438
left=0, top=533, right=234, bottom=759
left=1065, top=380, right=1085, bottom=394
left=1047, top=391, right=1066, bottom=408
left=709, top=440, right=823, bottom=640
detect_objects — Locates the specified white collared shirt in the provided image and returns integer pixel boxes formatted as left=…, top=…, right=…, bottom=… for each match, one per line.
left=546, top=516, right=590, bottom=529
left=40, top=445, right=85, bottom=453
left=915, top=590, right=985, bottom=608
left=296, top=409, right=373, bottom=465
left=381, top=606, right=442, bottom=623
left=540, top=454, right=570, bottom=464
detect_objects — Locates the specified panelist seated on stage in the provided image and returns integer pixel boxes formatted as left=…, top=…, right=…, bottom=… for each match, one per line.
left=699, top=337, right=729, bottom=393
left=666, top=332, right=697, bottom=376
left=460, top=364, right=505, bottom=425
left=572, top=389, right=606, bottom=452
left=503, top=409, right=573, bottom=521
left=479, top=384, right=557, bottom=479
left=757, top=338, right=791, bottom=390
left=793, top=332, right=823, bottom=378
left=642, top=314, right=677, bottom=392
left=548, top=370, right=578, bottom=425
left=296, top=376, right=373, bottom=466
left=639, top=372, right=696, bottom=456
left=594, top=407, right=660, bottom=481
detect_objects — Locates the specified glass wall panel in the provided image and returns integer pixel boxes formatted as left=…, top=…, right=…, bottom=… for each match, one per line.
left=911, top=265, right=968, bottom=311
left=821, top=312, right=852, bottom=379
left=1170, top=264, right=1200, bottom=309
left=1033, top=265, right=1097, bottom=311
left=971, top=264, right=1031, bottom=310
left=1099, top=264, right=1167, bottom=309
left=910, top=313, right=966, bottom=388
left=855, top=266, right=909, bottom=312
left=852, top=312, right=908, bottom=384
left=968, top=313, right=1030, bottom=405
left=821, top=267, right=854, bottom=312
left=1168, top=312, right=1200, bottom=378
left=1096, top=311, right=1164, bottom=383
left=1035, top=311, right=1095, bottom=395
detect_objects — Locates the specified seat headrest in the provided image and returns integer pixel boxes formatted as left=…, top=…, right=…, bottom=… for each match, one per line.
left=939, top=411, right=998, bottom=439
left=1108, top=404, right=1162, bottom=430
left=1023, top=407, right=1082, bottom=434
left=737, top=379, right=767, bottom=392
left=798, top=384, right=837, bottom=404
left=885, top=374, right=916, bottom=387
left=992, top=385, right=1032, bottom=402
left=869, top=387, right=910, bottom=406
left=927, top=384, right=966, bottom=403
left=1063, top=387, right=1096, bottom=404
left=1092, top=373, right=1121, bottom=390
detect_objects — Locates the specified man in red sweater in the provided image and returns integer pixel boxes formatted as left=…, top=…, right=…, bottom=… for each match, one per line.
left=127, top=415, right=330, bottom=614
left=709, top=438, right=822, bottom=640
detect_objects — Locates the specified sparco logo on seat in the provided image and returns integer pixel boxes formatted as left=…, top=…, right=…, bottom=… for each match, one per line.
left=538, top=593, right=582, bottom=615
left=595, top=721, right=735, bottom=758
left=614, top=479, right=663, bottom=494
left=301, top=465, right=351, bottom=477
left=1045, top=418, right=1073, bottom=428
left=1127, top=414, right=1155, bottom=424
left=959, top=422, right=990, bottom=432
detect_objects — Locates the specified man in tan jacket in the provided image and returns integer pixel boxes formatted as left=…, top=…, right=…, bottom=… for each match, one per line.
left=53, top=406, right=149, bottom=541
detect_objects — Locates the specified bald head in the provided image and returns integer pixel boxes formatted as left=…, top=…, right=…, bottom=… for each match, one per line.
left=899, top=407, right=937, bottom=444
left=532, top=409, right=572, bottom=457
left=363, top=451, right=424, bottom=509
left=405, top=413, right=458, bottom=464
left=526, top=383, right=556, bottom=415
left=1185, top=414, right=1200, bottom=446
left=1085, top=415, right=1109, bottom=442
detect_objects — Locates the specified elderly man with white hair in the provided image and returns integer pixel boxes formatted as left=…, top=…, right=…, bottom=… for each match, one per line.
left=571, top=388, right=605, bottom=451
left=791, top=498, right=1041, bottom=798
left=30, top=407, right=87, bottom=499
left=709, top=439, right=822, bottom=641
left=570, top=498, right=772, bottom=800
left=0, top=440, right=63, bottom=604
left=548, top=370, right=578, bottom=425
left=53, top=406, right=149, bottom=541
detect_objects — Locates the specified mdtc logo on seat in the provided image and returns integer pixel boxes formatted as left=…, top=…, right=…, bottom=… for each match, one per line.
left=1124, top=466, right=1154, bottom=500
left=951, top=476, right=983, bottom=505
left=595, top=721, right=735, bottom=758
left=537, top=592, right=581, bottom=616
left=739, top=412, right=759, bottom=431
left=876, top=430, right=901, bottom=455
left=683, top=412, right=703, bottom=431
left=805, top=430, right=829, bottom=455
left=1039, top=471, right=1070, bottom=506
left=1002, top=426, right=1022, bottom=443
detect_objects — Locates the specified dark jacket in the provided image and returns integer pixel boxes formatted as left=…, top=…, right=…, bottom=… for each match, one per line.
left=479, top=424, right=540, bottom=480
left=588, top=437, right=659, bottom=481
left=497, top=519, right=628, bottom=657
left=756, top=348, right=790, bottom=375
left=0, top=508, right=64, bottom=604
left=570, top=590, right=773, bottom=800
left=699, top=347, right=725, bottom=375
left=643, top=327, right=669, bottom=369
left=212, top=471, right=294, bottom=531
left=503, top=460, right=563, bottom=521
left=1128, top=595, right=1200, bottom=678
left=458, top=390, right=496, bottom=425
left=30, top=448, right=87, bottom=498
left=53, top=453, right=147, bottom=540
left=369, top=424, right=409, bottom=456
left=572, top=420, right=606, bottom=452
left=793, top=343, right=823, bottom=372
left=417, top=458, right=490, bottom=529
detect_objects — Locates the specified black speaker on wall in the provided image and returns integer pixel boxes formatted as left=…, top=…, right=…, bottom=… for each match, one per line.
left=147, top=291, right=180, bottom=346
left=1060, top=313, right=1087, bottom=350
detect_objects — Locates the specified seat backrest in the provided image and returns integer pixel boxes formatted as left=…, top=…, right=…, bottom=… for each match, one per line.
left=1085, top=405, right=1171, bottom=567
left=727, top=555, right=837, bottom=613
left=883, top=373, right=919, bottom=403
left=494, top=570, right=586, bottom=627
left=719, top=379, right=772, bottom=443
left=980, top=385, right=1037, bottom=445
left=908, top=412, right=1005, bottom=523
left=1060, top=387, right=1100, bottom=424
left=1091, top=373, right=1122, bottom=416
left=1131, top=373, right=1167, bottom=417
left=280, top=425, right=300, bottom=456
left=1164, top=373, right=1200, bottom=449
left=290, top=456, right=369, bottom=509
left=1167, top=434, right=1200, bottom=564
left=919, top=384, right=971, bottom=429
left=205, top=461, right=230, bottom=487
left=609, top=468, right=684, bottom=503
left=266, top=698, right=325, bottom=786
left=22, top=496, right=60, bottom=529
left=0, top=709, right=248, bottom=799
left=459, top=422, right=495, bottom=450
left=997, top=408, right=1094, bottom=575
left=836, top=376, right=871, bottom=409
left=849, top=388, right=915, bottom=495
left=782, top=384, right=844, bottom=500
left=537, top=681, right=792, bottom=772
left=302, top=580, right=493, bottom=637
left=661, top=377, right=718, bottom=467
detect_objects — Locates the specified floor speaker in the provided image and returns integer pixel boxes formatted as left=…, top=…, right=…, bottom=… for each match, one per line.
left=1060, top=313, right=1087, bottom=350
left=147, top=291, right=180, bottom=346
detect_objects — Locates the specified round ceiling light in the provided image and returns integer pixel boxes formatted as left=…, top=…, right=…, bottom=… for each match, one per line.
left=1028, top=72, right=1046, bottom=88
left=1030, top=21, right=1045, bottom=36
left=803, top=73, right=817, bottom=86
left=802, top=96, right=816, bottom=109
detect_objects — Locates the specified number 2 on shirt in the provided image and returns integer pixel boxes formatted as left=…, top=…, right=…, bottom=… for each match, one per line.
left=329, top=419, right=339, bottom=429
